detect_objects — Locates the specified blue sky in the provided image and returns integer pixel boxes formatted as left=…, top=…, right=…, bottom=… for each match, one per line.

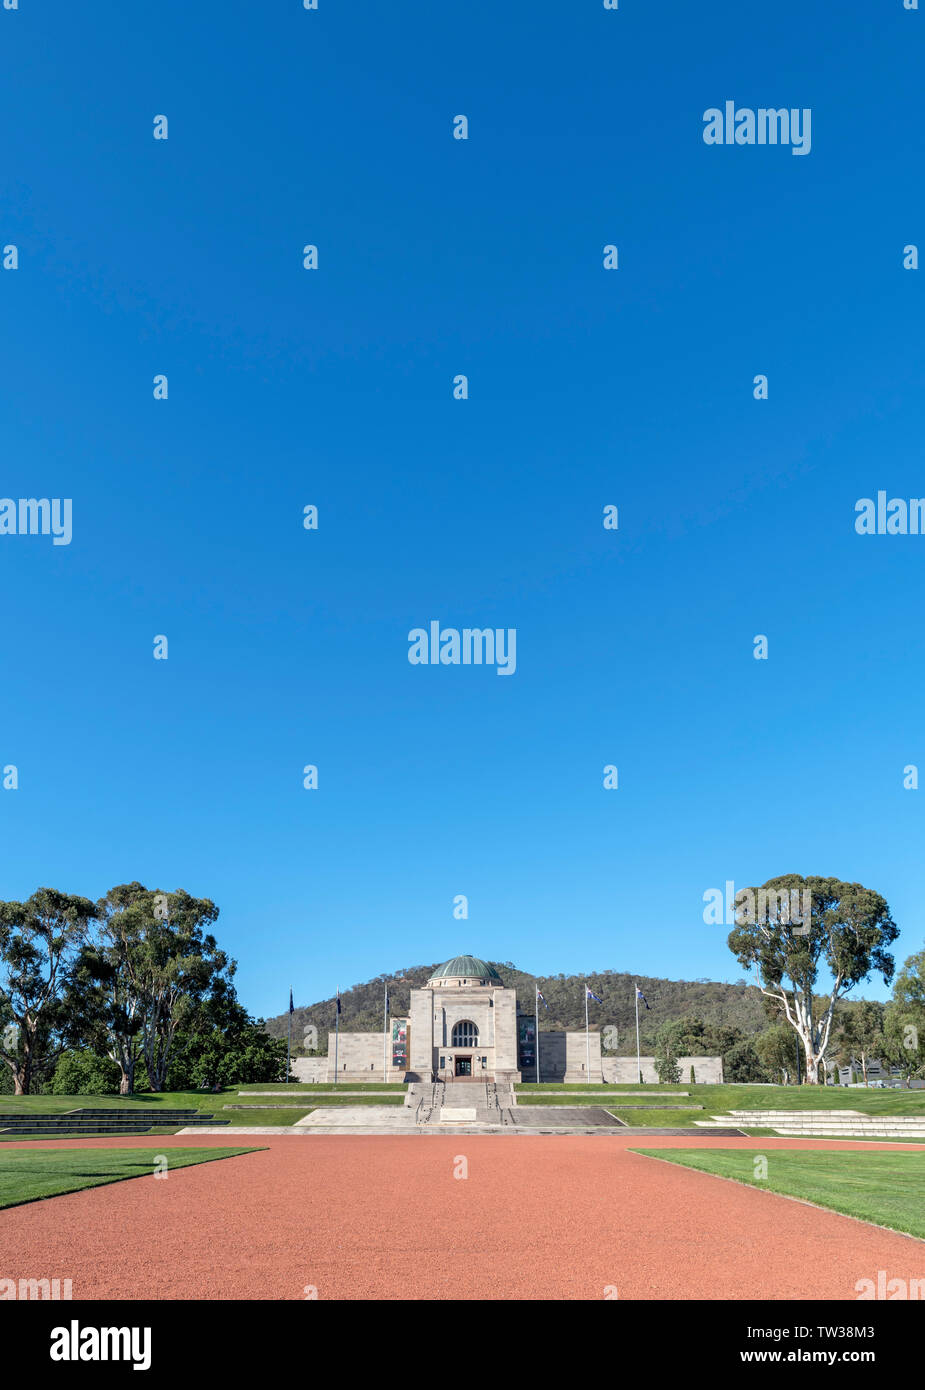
left=1, top=1, right=923, bottom=1018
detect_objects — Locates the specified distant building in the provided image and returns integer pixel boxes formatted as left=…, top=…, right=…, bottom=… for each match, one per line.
left=292, top=954, right=724, bottom=1084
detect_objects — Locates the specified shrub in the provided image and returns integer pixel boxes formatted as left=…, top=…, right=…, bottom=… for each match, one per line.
left=51, top=1050, right=121, bottom=1095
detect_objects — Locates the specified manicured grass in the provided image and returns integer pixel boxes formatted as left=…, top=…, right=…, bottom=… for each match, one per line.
left=0, top=1087, right=410, bottom=1135
left=237, top=1082, right=406, bottom=1092
left=515, top=1082, right=925, bottom=1118
left=608, top=1108, right=710, bottom=1127
left=0, top=1090, right=240, bottom=1114
left=631, top=1147, right=925, bottom=1241
left=517, top=1094, right=702, bottom=1109
left=209, top=1108, right=309, bottom=1126
left=0, top=1147, right=261, bottom=1210
left=249, top=1094, right=405, bottom=1107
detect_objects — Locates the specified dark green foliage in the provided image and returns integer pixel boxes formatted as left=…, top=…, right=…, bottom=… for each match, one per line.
left=722, top=1038, right=768, bottom=1083
left=727, top=874, right=897, bottom=1084
left=50, top=1050, right=121, bottom=1095
left=166, top=996, right=290, bottom=1090
left=0, top=889, right=98, bottom=1094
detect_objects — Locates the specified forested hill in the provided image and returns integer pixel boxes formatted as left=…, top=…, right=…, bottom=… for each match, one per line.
left=264, top=961, right=770, bottom=1056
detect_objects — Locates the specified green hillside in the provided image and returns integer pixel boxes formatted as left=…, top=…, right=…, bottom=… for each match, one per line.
left=265, top=961, right=771, bottom=1056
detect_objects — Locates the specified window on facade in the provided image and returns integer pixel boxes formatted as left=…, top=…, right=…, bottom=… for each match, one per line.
left=452, top=1020, right=479, bottom=1047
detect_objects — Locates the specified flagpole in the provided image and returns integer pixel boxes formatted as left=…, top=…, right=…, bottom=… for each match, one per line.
left=334, top=986, right=339, bottom=1087
left=535, top=986, right=539, bottom=1085
left=286, top=989, right=292, bottom=1085
left=383, top=982, right=388, bottom=1083
left=635, top=984, right=641, bottom=1084
left=585, top=986, right=590, bottom=1083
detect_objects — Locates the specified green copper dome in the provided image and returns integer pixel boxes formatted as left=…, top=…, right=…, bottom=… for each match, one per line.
left=431, top=955, right=502, bottom=982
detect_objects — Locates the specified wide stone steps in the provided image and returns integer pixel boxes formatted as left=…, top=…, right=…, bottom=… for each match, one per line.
left=406, top=1080, right=514, bottom=1125
left=695, top=1109, right=925, bottom=1137
left=0, top=1108, right=227, bottom=1135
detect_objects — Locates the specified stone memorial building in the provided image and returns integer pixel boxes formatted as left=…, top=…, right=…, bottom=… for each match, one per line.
left=293, top=954, right=724, bottom=1085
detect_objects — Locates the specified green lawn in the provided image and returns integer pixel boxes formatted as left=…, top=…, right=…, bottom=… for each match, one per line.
left=517, top=1094, right=702, bottom=1108
left=631, top=1147, right=925, bottom=1241
left=237, top=1082, right=406, bottom=1093
left=515, top=1082, right=925, bottom=1118
left=0, top=1087, right=410, bottom=1137
left=0, top=1147, right=261, bottom=1210
left=607, top=1108, right=713, bottom=1127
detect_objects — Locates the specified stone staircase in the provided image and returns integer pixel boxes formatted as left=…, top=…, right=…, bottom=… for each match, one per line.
left=407, top=1080, right=515, bottom=1126
left=695, top=1109, right=925, bottom=1138
left=408, top=1080, right=446, bottom=1124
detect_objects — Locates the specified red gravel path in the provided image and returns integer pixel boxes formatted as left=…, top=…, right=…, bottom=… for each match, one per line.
left=1, top=1134, right=922, bottom=1300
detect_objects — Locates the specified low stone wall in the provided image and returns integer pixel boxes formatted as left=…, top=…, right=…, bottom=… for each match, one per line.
left=291, top=1058, right=328, bottom=1082
left=601, top=1056, right=723, bottom=1085
left=291, top=1049, right=406, bottom=1083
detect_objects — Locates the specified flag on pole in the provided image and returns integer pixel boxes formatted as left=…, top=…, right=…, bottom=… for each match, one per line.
left=536, top=987, right=549, bottom=1011
left=334, top=991, right=342, bottom=1018
left=635, top=986, right=650, bottom=1010
left=289, top=989, right=294, bottom=1015
left=586, top=986, right=603, bottom=1004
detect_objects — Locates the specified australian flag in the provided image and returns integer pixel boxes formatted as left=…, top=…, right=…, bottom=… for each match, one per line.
left=289, top=989, right=294, bottom=1015
left=536, top=987, right=549, bottom=1011
left=636, top=986, right=651, bottom=1010
left=586, top=986, right=603, bottom=1004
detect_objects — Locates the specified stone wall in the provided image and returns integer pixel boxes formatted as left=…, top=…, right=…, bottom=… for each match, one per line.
left=601, top=1055, right=724, bottom=1084
left=291, top=1046, right=725, bottom=1084
left=525, top=1036, right=723, bottom=1084
left=291, top=1057, right=329, bottom=1082
left=290, top=1035, right=407, bottom=1083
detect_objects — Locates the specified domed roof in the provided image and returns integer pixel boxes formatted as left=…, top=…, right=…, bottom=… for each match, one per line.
left=431, top=955, right=502, bottom=982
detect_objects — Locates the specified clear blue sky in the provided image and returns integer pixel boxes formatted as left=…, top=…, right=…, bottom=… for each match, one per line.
left=1, top=1, right=923, bottom=1018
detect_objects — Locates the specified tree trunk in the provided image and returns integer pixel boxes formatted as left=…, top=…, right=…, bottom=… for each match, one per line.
left=803, top=1047, right=819, bottom=1085
left=14, top=1043, right=33, bottom=1096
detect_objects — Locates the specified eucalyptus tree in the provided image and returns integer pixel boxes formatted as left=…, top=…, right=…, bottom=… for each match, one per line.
left=0, top=888, right=97, bottom=1094
left=727, top=874, right=897, bottom=1085
left=81, top=883, right=231, bottom=1092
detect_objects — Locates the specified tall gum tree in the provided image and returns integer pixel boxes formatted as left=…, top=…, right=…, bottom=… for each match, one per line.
left=727, top=874, right=897, bottom=1085
left=884, top=948, right=925, bottom=1082
left=76, top=884, right=231, bottom=1094
left=135, top=888, right=227, bottom=1092
left=0, top=889, right=97, bottom=1095
left=78, top=882, right=151, bottom=1095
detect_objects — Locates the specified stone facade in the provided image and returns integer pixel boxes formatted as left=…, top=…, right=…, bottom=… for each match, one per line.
left=411, top=981, right=521, bottom=1082
left=289, top=956, right=724, bottom=1085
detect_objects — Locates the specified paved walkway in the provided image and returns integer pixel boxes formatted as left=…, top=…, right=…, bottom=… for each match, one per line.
left=1, top=1134, right=921, bottom=1300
